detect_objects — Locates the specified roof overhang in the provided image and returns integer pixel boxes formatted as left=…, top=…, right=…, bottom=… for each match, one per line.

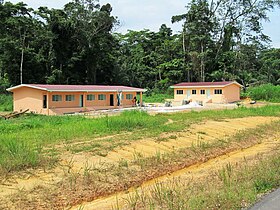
left=46, top=90, right=147, bottom=93
left=170, top=81, right=243, bottom=89
left=6, top=84, right=147, bottom=92
left=6, top=84, right=47, bottom=92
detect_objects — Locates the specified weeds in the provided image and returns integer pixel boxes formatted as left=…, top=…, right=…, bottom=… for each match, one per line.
left=124, top=152, right=280, bottom=210
left=5, top=119, right=280, bottom=209
left=1, top=105, right=280, bottom=174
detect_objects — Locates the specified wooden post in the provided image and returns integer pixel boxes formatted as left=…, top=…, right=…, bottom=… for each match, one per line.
left=114, top=93, right=117, bottom=108
left=47, top=92, right=50, bottom=116
left=140, top=92, right=143, bottom=106
left=83, top=92, right=86, bottom=109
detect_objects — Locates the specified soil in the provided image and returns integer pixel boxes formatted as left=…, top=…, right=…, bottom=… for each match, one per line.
left=72, top=134, right=280, bottom=210
left=0, top=116, right=279, bottom=209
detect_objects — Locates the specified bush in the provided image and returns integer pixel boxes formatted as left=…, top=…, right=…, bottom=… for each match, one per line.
left=0, top=94, right=13, bottom=112
left=143, top=93, right=173, bottom=103
left=247, top=84, right=280, bottom=102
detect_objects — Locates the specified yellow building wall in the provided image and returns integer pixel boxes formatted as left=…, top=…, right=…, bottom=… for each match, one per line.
left=12, top=87, right=137, bottom=115
left=13, top=86, right=48, bottom=114
left=223, top=84, right=241, bottom=103
left=173, top=84, right=240, bottom=104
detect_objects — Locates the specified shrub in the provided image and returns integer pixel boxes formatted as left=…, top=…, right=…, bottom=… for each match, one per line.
left=247, top=84, right=280, bottom=102
left=0, top=94, right=13, bottom=111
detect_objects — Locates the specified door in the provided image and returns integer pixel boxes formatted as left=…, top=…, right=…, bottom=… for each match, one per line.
left=43, top=95, right=47, bottom=108
left=110, top=94, right=114, bottom=106
left=80, top=95, right=84, bottom=107
left=187, top=90, right=191, bottom=98
left=206, top=89, right=211, bottom=98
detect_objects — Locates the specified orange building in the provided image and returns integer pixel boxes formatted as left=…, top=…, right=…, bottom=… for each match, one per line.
left=170, top=81, right=242, bottom=105
left=7, top=84, right=146, bottom=115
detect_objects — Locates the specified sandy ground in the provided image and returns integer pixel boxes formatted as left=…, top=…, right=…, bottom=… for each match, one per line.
left=74, top=100, right=273, bottom=117
left=0, top=116, right=279, bottom=209
left=72, top=136, right=280, bottom=210
left=64, top=116, right=277, bottom=167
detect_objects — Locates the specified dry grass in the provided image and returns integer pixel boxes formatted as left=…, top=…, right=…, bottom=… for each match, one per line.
left=5, top=120, right=280, bottom=209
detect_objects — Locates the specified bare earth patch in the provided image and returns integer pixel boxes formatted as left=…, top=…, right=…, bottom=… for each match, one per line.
left=0, top=116, right=279, bottom=209
left=73, top=136, right=280, bottom=210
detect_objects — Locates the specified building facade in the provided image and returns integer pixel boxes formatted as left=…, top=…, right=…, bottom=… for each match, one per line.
left=170, top=81, right=242, bottom=105
left=7, top=84, right=146, bottom=115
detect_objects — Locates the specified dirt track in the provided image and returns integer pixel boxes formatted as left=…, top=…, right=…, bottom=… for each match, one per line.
left=0, top=116, right=279, bottom=209
left=64, top=116, right=277, bottom=168
left=72, top=134, right=280, bottom=210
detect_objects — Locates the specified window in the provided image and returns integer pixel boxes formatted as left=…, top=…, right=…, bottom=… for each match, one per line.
left=52, top=95, right=62, bottom=102
left=200, top=90, right=205, bottom=94
left=65, top=95, right=75, bottom=101
left=87, top=94, right=95, bottom=101
left=176, top=90, right=183, bottom=95
left=126, top=94, right=133, bottom=100
left=98, top=94, right=106, bottom=100
left=214, top=89, right=223, bottom=94
left=192, top=90, right=197, bottom=94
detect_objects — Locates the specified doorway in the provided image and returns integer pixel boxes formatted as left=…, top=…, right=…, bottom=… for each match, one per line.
left=43, top=95, right=47, bottom=108
left=186, top=90, right=191, bottom=98
left=80, top=95, right=84, bottom=107
left=206, top=89, right=211, bottom=98
left=110, top=94, right=114, bottom=106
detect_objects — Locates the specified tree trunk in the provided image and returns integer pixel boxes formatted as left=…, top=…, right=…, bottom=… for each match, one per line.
left=20, top=32, right=26, bottom=84
left=200, top=42, right=205, bottom=82
left=182, top=28, right=190, bottom=82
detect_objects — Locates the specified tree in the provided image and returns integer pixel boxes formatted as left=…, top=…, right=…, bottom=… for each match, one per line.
left=172, top=0, right=216, bottom=82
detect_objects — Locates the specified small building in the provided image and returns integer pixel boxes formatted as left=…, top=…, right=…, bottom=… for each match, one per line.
left=7, top=84, right=146, bottom=115
left=170, top=81, right=242, bottom=105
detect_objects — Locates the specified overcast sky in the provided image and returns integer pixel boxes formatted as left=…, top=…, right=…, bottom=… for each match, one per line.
left=8, top=0, right=280, bottom=48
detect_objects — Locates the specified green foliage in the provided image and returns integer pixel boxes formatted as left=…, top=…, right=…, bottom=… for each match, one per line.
left=0, top=94, right=12, bottom=111
left=1, top=1, right=280, bottom=91
left=1, top=105, right=280, bottom=173
left=247, top=84, right=280, bottom=102
left=143, top=93, right=173, bottom=103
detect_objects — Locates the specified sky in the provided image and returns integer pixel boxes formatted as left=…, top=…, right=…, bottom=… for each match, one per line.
left=8, top=0, right=280, bottom=48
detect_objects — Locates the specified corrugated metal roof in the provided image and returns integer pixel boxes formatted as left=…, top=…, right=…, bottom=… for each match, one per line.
left=7, top=84, right=146, bottom=92
left=171, top=81, right=242, bottom=88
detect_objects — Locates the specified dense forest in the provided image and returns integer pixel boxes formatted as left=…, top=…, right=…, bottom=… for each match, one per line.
left=0, top=0, right=280, bottom=93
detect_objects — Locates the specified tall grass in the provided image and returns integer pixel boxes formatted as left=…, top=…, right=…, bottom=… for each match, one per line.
left=0, top=105, right=280, bottom=173
left=143, top=93, right=173, bottom=103
left=0, top=111, right=165, bottom=173
left=247, top=84, right=280, bottom=102
left=0, top=94, right=13, bottom=112
left=130, top=153, right=280, bottom=210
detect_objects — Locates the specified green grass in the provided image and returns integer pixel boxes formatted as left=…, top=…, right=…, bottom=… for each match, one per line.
left=133, top=153, right=280, bottom=210
left=0, top=94, right=13, bottom=112
left=0, top=105, right=280, bottom=174
left=143, top=93, right=173, bottom=103
left=247, top=84, right=280, bottom=102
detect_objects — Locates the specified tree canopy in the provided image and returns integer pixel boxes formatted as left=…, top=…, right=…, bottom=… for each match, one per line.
left=0, top=0, right=279, bottom=93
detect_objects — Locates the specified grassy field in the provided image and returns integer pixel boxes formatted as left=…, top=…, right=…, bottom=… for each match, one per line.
left=1, top=105, right=280, bottom=209
left=5, top=110, right=280, bottom=209
left=0, top=105, right=280, bottom=174
left=247, top=84, right=280, bottom=102
left=0, top=94, right=13, bottom=112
